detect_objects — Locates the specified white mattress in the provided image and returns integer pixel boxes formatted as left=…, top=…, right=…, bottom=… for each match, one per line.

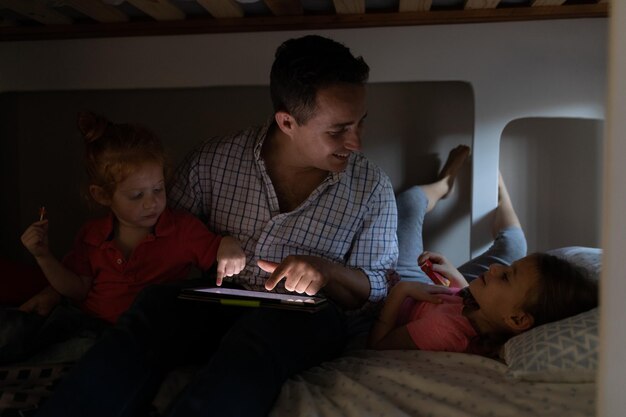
left=271, top=349, right=595, bottom=417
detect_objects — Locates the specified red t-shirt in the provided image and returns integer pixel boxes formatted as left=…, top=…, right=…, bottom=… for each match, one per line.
left=396, top=290, right=478, bottom=352
left=62, top=207, right=222, bottom=323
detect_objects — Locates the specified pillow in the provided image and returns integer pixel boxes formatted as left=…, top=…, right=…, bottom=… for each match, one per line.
left=547, top=246, right=602, bottom=280
left=502, top=246, right=601, bottom=382
left=503, top=307, right=599, bottom=382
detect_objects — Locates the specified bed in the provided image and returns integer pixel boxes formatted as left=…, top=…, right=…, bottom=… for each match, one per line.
left=269, top=246, right=601, bottom=417
left=0, top=246, right=600, bottom=416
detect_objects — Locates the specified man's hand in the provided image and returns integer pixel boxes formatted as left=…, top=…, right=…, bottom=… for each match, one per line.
left=258, top=255, right=330, bottom=296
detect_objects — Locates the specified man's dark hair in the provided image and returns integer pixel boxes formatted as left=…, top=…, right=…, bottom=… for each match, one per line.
left=270, top=35, right=370, bottom=125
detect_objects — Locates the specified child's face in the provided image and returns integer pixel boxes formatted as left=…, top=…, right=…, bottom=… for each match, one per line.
left=468, top=256, right=539, bottom=330
left=109, top=162, right=166, bottom=231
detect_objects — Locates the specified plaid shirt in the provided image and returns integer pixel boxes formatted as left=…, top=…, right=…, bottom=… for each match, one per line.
left=168, top=123, right=398, bottom=303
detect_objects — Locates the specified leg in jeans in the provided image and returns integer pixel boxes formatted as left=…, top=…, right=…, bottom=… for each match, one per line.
left=165, top=302, right=347, bottom=417
left=458, top=172, right=527, bottom=281
left=396, top=145, right=470, bottom=282
left=35, top=280, right=246, bottom=417
left=396, top=186, right=429, bottom=282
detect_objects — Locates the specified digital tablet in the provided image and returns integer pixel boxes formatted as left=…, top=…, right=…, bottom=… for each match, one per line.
left=178, top=287, right=328, bottom=313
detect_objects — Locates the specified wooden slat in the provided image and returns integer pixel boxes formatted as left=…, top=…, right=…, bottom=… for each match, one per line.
left=531, top=0, right=566, bottom=6
left=0, top=0, right=73, bottom=24
left=263, top=0, right=303, bottom=16
left=333, top=0, right=365, bottom=15
left=127, top=0, right=185, bottom=21
left=196, top=0, right=243, bottom=18
left=0, top=3, right=609, bottom=42
left=465, top=0, right=500, bottom=10
left=398, top=0, right=432, bottom=12
left=60, top=0, right=129, bottom=23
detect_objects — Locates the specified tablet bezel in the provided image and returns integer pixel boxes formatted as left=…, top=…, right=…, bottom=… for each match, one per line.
left=178, top=286, right=328, bottom=312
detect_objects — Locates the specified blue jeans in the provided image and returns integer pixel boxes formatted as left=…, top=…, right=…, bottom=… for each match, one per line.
left=35, top=280, right=348, bottom=417
left=396, top=186, right=527, bottom=282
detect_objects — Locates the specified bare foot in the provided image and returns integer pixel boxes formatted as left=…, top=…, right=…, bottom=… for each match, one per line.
left=420, top=145, right=470, bottom=213
left=438, top=145, right=470, bottom=198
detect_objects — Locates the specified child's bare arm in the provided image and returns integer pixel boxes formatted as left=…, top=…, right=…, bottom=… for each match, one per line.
left=21, top=220, right=92, bottom=301
left=216, top=236, right=246, bottom=286
left=368, top=281, right=451, bottom=349
left=19, top=286, right=62, bottom=316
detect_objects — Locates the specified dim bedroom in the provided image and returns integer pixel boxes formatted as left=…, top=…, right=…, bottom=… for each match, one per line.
left=0, top=1, right=624, bottom=416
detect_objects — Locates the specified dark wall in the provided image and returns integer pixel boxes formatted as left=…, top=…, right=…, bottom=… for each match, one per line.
left=2, top=82, right=473, bottom=266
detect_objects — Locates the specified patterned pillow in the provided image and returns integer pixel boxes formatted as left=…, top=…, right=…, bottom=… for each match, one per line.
left=502, top=246, right=601, bottom=382
left=503, top=308, right=599, bottom=382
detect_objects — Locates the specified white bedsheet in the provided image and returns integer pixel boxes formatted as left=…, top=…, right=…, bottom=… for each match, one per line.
left=271, top=349, right=595, bottom=417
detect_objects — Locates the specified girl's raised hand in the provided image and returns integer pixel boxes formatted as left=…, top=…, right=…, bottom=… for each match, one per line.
left=21, top=220, right=50, bottom=259
left=216, top=236, right=246, bottom=286
left=417, top=251, right=468, bottom=288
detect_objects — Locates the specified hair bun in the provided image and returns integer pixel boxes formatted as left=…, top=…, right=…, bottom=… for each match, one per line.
left=78, top=111, right=109, bottom=143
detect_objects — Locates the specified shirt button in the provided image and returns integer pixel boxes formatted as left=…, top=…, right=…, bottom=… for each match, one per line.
left=116, top=258, right=123, bottom=264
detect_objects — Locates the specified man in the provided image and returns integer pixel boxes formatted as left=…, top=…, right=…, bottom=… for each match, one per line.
left=37, top=35, right=398, bottom=417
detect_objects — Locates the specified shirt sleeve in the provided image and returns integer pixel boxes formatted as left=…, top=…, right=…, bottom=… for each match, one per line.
left=347, top=173, right=398, bottom=303
left=177, top=212, right=223, bottom=271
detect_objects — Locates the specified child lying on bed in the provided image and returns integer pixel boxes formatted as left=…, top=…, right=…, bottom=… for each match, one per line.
left=368, top=148, right=598, bottom=356
left=0, top=112, right=245, bottom=364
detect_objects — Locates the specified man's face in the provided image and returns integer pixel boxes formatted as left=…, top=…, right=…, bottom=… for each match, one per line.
left=291, top=84, right=367, bottom=173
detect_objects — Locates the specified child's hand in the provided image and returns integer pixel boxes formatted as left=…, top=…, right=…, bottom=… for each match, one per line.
left=417, top=251, right=468, bottom=288
left=19, top=286, right=62, bottom=317
left=21, top=220, right=50, bottom=259
left=391, top=280, right=452, bottom=304
left=216, top=236, right=246, bottom=286
left=369, top=281, right=454, bottom=350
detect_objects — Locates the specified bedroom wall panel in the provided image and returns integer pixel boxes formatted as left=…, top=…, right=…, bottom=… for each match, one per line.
left=500, top=117, right=603, bottom=253
left=1, top=81, right=473, bottom=268
left=0, top=20, right=607, bottom=258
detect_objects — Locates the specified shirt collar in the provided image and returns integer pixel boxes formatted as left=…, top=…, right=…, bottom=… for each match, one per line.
left=253, top=117, right=347, bottom=185
left=82, top=207, right=175, bottom=247
left=253, top=118, right=273, bottom=161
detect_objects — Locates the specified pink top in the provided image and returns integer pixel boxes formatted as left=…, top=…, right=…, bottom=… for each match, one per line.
left=396, top=290, right=478, bottom=352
